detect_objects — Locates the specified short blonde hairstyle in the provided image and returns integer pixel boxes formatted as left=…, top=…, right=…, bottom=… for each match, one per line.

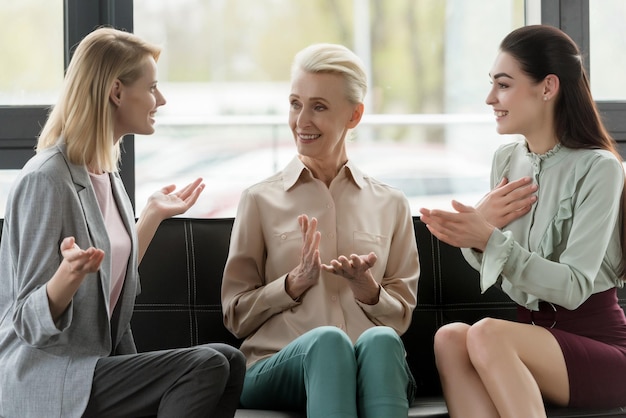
left=291, top=43, right=367, bottom=105
left=37, top=27, right=161, bottom=173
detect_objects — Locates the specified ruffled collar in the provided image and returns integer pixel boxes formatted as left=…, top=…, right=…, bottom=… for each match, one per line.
left=524, top=142, right=567, bottom=172
left=525, top=142, right=562, bottom=160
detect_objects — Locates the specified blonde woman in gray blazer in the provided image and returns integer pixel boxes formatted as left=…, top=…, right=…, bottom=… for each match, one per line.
left=0, top=27, right=245, bottom=418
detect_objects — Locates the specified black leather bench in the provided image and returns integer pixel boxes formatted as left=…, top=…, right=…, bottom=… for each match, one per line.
left=2, top=218, right=623, bottom=417
left=130, top=217, right=626, bottom=417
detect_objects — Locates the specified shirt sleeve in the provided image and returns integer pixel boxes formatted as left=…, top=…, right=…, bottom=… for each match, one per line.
left=357, top=195, right=419, bottom=335
left=459, top=143, right=507, bottom=277
left=221, top=188, right=300, bottom=339
left=8, top=171, right=69, bottom=346
left=477, top=154, right=624, bottom=309
left=461, top=247, right=483, bottom=272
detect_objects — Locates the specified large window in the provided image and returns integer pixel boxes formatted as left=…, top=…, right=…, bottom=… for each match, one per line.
left=0, top=1, right=64, bottom=216
left=589, top=0, right=626, bottom=100
left=0, top=1, right=624, bottom=219
left=0, top=2, right=64, bottom=105
left=133, top=0, right=524, bottom=217
left=588, top=1, right=626, bottom=152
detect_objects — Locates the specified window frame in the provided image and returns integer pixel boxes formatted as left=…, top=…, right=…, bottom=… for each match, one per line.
left=0, top=0, right=136, bottom=205
left=0, top=0, right=622, bottom=212
left=542, top=0, right=626, bottom=154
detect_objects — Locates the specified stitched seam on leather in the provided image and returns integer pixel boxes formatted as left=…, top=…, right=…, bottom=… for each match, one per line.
left=135, top=303, right=217, bottom=307
left=448, top=305, right=516, bottom=308
left=133, top=309, right=222, bottom=312
left=135, top=303, right=205, bottom=307
left=184, top=221, right=193, bottom=346
left=414, top=306, right=516, bottom=311
left=433, top=234, right=443, bottom=327
left=189, top=222, right=199, bottom=345
left=429, top=301, right=517, bottom=307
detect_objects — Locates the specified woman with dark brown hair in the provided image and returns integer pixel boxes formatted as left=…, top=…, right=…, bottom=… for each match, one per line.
left=420, top=25, right=626, bottom=416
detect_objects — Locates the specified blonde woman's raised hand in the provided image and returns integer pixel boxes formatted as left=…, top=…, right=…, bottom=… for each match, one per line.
left=60, top=236, right=105, bottom=279
left=145, top=177, right=205, bottom=220
left=47, top=237, right=105, bottom=321
left=136, top=178, right=205, bottom=264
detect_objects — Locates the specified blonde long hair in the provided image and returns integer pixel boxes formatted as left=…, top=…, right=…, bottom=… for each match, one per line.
left=37, top=27, right=161, bottom=173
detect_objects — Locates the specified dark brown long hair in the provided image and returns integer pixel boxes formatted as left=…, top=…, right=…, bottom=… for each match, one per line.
left=501, top=25, right=626, bottom=278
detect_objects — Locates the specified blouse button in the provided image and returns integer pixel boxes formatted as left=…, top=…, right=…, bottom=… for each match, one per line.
left=280, top=234, right=287, bottom=240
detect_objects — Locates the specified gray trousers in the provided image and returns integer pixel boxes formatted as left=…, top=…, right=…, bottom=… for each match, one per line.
left=83, top=343, right=246, bottom=418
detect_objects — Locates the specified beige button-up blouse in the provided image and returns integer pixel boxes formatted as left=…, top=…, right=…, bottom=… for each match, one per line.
left=221, top=156, right=420, bottom=367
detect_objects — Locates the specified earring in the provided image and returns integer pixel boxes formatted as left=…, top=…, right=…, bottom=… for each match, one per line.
left=543, top=95, right=548, bottom=101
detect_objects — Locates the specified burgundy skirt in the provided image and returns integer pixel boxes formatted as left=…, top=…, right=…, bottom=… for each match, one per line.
left=517, top=287, right=626, bottom=408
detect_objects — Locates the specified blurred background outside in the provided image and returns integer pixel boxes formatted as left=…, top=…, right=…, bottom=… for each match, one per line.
left=1, top=0, right=625, bottom=218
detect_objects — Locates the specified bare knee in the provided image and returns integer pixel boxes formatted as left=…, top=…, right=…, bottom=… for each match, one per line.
left=466, top=317, right=508, bottom=369
left=435, top=323, right=470, bottom=353
left=434, top=323, right=471, bottom=372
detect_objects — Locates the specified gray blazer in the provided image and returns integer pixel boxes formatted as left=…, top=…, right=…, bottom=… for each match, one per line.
left=0, top=143, right=140, bottom=418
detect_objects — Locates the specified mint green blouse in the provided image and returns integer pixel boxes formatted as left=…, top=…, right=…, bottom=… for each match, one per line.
left=462, top=141, right=624, bottom=310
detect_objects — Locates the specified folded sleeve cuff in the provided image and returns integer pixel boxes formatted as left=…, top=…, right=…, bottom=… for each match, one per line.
left=479, top=229, right=514, bottom=293
left=263, top=274, right=302, bottom=308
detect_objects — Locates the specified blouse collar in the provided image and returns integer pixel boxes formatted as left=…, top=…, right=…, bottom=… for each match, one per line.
left=524, top=142, right=571, bottom=171
left=282, top=155, right=366, bottom=191
left=525, top=142, right=562, bottom=160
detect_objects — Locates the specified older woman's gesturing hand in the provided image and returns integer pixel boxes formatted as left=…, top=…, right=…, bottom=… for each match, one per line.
left=322, top=252, right=381, bottom=305
left=285, top=214, right=322, bottom=300
left=419, top=200, right=495, bottom=251
left=476, top=176, right=537, bottom=229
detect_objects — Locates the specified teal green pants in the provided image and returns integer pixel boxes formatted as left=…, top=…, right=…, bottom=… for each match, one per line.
left=240, top=326, right=415, bottom=418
